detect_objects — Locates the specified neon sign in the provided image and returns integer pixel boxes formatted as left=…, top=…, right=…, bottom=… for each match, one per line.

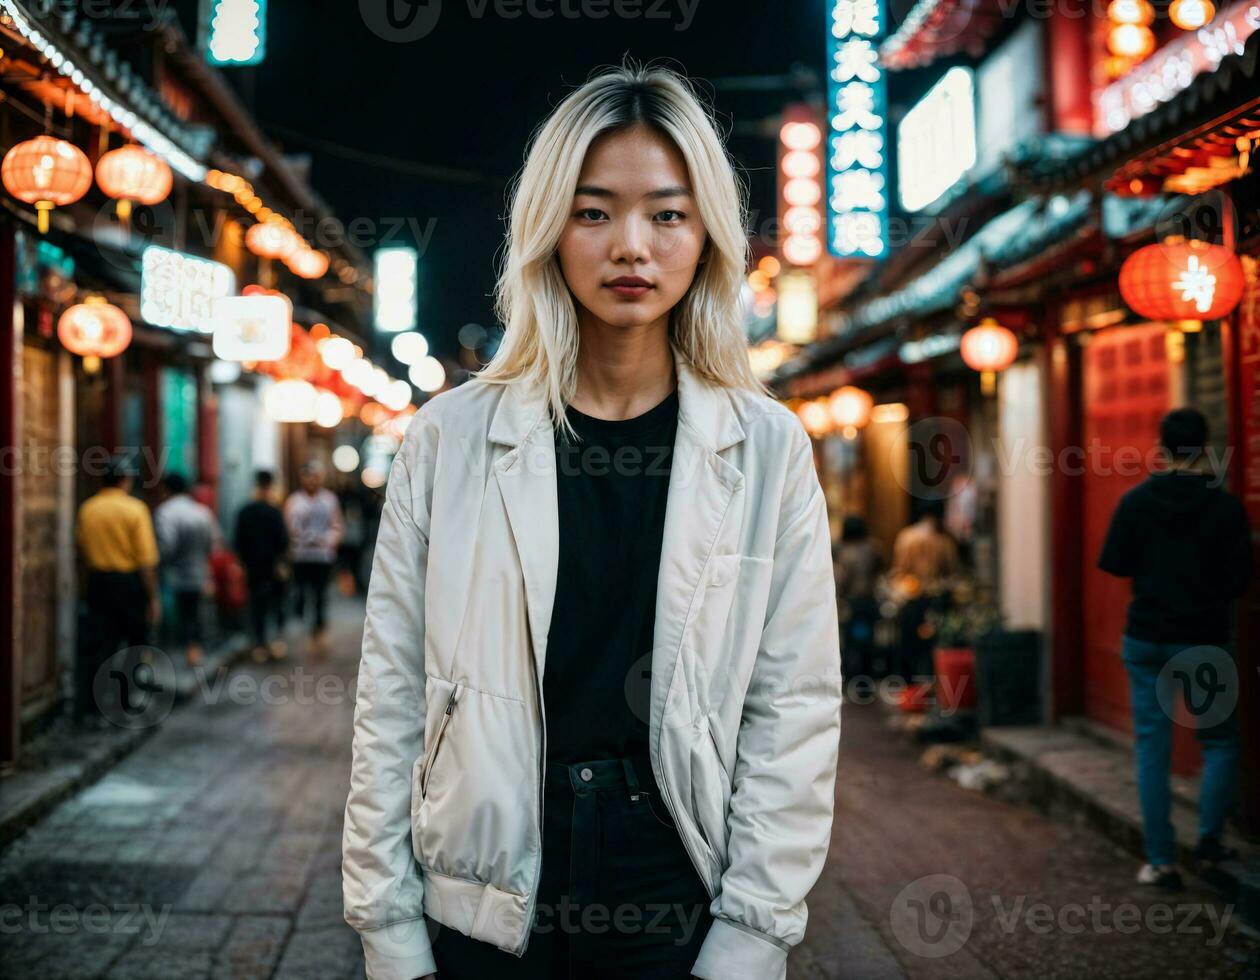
left=826, top=0, right=889, bottom=259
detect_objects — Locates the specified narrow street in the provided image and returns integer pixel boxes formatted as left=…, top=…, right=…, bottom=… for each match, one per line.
left=1, top=598, right=1253, bottom=979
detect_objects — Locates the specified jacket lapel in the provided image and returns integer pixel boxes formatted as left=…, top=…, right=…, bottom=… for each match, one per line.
left=491, top=381, right=558, bottom=688
left=650, top=350, right=746, bottom=737
left=488, top=347, right=747, bottom=733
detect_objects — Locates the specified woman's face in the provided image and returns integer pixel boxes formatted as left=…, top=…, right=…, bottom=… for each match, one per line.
left=556, top=124, right=709, bottom=333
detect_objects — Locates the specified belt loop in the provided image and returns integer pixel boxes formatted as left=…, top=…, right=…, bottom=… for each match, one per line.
left=621, top=757, right=641, bottom=801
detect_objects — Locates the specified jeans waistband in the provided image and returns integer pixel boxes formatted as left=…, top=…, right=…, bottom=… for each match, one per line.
left=545, top=754, right=655, bottom=798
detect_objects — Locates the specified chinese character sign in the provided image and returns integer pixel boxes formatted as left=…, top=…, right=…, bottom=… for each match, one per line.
left=141, top=246, right=235, bottom=333
left=827, top=0, right=888, bottom=259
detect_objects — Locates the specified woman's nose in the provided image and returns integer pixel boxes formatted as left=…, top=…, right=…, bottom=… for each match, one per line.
left=609, top=216, right=651, bottom=263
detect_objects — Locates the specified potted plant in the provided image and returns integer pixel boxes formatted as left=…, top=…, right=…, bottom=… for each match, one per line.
left=926, top=596, right=1001, bottom=715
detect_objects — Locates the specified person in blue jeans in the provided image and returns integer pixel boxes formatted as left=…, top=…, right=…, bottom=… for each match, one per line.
left=1099, top=407, right=1252, bottom=891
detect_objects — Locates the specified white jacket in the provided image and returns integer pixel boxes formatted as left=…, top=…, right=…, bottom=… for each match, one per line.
left=342, top=346, right=842, bottom=980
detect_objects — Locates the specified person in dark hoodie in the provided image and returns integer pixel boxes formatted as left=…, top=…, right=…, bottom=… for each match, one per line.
left=1099, top=407, right=1252, bottom=891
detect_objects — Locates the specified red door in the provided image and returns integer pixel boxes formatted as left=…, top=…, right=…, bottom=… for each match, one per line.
left=1080, top=325, right=1202, bottom=767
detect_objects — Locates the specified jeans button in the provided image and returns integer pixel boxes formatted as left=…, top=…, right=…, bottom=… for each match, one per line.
left=579, top=767, right=593, bottom=782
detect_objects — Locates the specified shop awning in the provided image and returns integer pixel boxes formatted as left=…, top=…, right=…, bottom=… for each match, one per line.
left=1016, top=24, right=1260, bottom=196
left=772, top=192, right=1168, bottom=383
left=880, top=0, right=1007, bottom=71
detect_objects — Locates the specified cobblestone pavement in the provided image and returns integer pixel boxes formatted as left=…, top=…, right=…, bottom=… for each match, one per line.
left=798, top=703, right=1258, bottom=980
left=1, top=597, right=1256, bottom=979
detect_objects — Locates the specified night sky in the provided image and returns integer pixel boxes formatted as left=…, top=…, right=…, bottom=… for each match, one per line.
left=171, top=0, right=833, bottom=363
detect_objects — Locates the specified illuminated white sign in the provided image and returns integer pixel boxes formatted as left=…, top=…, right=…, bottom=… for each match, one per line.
left=211, top=294, right=292, bottom=361
left=897, top=67, right=977, bottom=212
left=374, top=246, right=418, bottom=333
left=203, top=0, right=268, bottom=67
left=776, top=271, right=818, bottom=344
left=827, top=0, right=888, bottom=258
left=140, top=245, right=235, bottom=333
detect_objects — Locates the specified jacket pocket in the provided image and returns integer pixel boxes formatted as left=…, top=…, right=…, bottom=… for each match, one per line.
left=688, top=714, right=731, bottom=878
left=420, top=681, right=461, bottom=798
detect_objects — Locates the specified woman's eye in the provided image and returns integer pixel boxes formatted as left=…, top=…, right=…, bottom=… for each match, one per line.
left=655, top=210, right=686, bottom=223
left=575, top=208, right=606, bottom=221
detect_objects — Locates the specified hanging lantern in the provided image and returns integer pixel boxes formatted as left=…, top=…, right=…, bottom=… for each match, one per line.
left=264, top=379, right=318, bottom=422
left=58, top=297, right=132, bottom=373
left=95, top=145, right=172, bottom=221
left=314, top=389, right=345, bottom=428
left=2, top=136, right=93, bottom=233
left=827, top=386, right=873, bottom=435
left=961, top=318, right=1019, bottom=396
left=246, top=221, right=301, bottom=260
left=1107, top=24, right=1155, bottom=59
left=288, top=248, right=330, bottom=279
left=1107, top=0, right=1154, bottom=24
left=1119, top=240, right=1245, bottom=322
left=797, top=397, right=832, bottom=438
left=1169, top=0, right=1215, bottom=29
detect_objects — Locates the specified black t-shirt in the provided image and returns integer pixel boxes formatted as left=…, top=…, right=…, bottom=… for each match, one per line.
left=542, top=387, right=679, bottom=764
left=1097, top=470, right=1253, bottom=644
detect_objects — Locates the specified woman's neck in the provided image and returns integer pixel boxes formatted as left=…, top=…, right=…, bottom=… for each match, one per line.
left=569, top=316, right=676, bottom=421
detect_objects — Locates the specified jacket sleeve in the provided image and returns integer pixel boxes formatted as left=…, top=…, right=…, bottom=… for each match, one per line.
left=342, top=414, right=438, bottom=980
left=1097, top=494, right=1137, bottom=578
left=692, top=423, right=842, bottom=980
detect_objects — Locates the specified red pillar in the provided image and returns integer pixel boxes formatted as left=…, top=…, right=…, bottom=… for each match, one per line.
left=1045, top=8, right=1095, bottom=136
left=1045, top=311, right=1084, bottom=718
left=0, top=226, right=17, bottom=764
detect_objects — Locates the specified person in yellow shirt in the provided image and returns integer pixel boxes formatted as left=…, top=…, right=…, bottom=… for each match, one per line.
left=74, top=456, right=160, bottom=722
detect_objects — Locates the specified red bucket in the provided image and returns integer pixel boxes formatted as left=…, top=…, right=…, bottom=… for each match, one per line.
left=933, top=647, right=977, bottom=712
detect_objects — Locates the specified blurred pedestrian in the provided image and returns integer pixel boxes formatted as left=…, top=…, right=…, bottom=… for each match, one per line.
left=284, top=461, right=344, bottom=655
left=154, top=473, right=219, bottom=667
left=74, top=456, right=160, bottom=723
left=834, top=515, right=884, bottom=681
left=1099, top=407, right=1252, bottom=891
left=234, top=470, right=291, bottom=662
left=889, top=498, right=959, bottom=680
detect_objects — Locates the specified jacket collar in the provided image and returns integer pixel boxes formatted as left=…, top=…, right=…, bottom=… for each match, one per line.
left=487, top=345, right=745, bottom=453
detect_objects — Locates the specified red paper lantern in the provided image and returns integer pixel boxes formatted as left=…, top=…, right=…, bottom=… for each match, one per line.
left=2, top=136, right=93, bottom=233
left=1119, top=241, right=1245, bottom=321
left=58, top=297, right=132, bottom=372
left=95, top=145, right=172, bottom=220
left=961, top=318, right=1019, bottom=395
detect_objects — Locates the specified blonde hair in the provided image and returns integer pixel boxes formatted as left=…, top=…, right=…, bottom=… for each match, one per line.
left=475, top=59, right=768, bottom=441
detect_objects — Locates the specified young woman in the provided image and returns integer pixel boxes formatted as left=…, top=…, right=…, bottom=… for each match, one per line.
left=342, top=62, right=841, bottom=980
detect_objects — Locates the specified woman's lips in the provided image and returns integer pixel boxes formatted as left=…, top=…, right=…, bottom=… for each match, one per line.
left=605, top=282, right=653, bottom=298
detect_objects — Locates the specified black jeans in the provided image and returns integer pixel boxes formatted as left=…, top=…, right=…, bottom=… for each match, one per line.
left=429, top=755, right=714, bottom=978
left=291, top=560, right=332, bottom=632
left=172, top=589, right=203, bottom=647
left=245, top=570, right=284, bottom=647
left=76, top=571, right=149, bottom=720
